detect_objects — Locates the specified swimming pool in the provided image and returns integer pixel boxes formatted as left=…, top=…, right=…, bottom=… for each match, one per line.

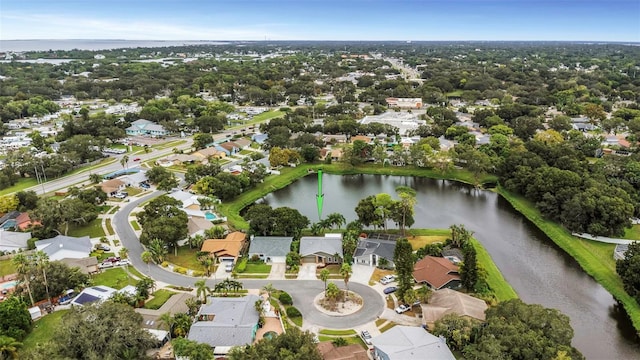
left=205, top=212, right=218, bottom=221
left=0, top=280, right=18, bottom=290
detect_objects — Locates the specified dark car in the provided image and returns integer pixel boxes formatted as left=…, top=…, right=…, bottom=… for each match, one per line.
left=383, top=286, right=398, bottom=294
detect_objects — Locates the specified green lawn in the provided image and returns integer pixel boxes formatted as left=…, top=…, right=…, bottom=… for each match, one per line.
left=166, top=246, right=202, bottom=270
left=0, top=178, right=38, bottom=196
left=131, top=220, right=141, bottom=230
left=90, top=251, right=115, bottom=262
left=125, top=186, right=143, bottom=196
left=143, top=289, right=177, bottom=310
left=0, top=259, right=16, bottom=277
left=317, top=335, right=367, bottom=349
left=379, top=322, right=398, bottom=332
left=105, top=219, right=114, bottom=235
left=470, top=238, right=518, bottom=302
left=498, top=187, right=640, bottom=333
left=66, top=218, right=105, bottom=238
left=244, top=262, right=272, bottom=273
left=247, top=110, right=285, bottom=123
left=21, top=310, right=69, bottom=350
left=622, top=225, right=640, bottom=240
left=319, top=329, right=356, bottom=336
left=91, top=267, right=137, bottom=289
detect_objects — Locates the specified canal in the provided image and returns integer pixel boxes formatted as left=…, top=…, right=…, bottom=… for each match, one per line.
left=262, top=174, right=640, bottom=359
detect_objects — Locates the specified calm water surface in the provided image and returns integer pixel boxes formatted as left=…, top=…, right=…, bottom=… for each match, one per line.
left=263, top=174, right=640, bottom=360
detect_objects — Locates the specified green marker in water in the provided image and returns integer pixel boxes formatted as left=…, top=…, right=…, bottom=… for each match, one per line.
left=316, top=170, right=324, bottom=220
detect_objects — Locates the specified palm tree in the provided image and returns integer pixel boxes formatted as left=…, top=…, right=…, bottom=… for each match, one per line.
left=141, top=251, right=152, bottom=274
left=262, top=283, right=275, bottom=299
left=147, top=238, right=168, bottom=263
left=326, top=213, right=346, bottom=229
left=396, top=186, right=417, bottom=236
left=0, top=335, right=22, bottom=359
left=89, top=173, right=102, bottom=184
left=11, top=254, right=34, bottom=306
left=118, top=247, right=129, bottom=259
left=120, top=155, right=129, bottom=170
left=339, top=263, right=352, bottom=297
left=158, top=312, right=175, bottom=340
left=195, top=280, right=210, bottom=304
left=319, top=269, right=330, bottom=294
left=33, top=251, right=51, bottom=304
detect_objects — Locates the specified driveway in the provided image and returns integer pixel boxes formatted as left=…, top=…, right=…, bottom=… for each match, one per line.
left=297, top=263, right=317, bottom=280
left=267, top=262, right=286, bottom=280
left=350, top=264, right=375, bottom=285
left=114, top=194, right=385, bottom=329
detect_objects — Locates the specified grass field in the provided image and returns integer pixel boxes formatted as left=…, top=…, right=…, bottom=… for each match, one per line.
left=166, top=246, right=201, bottom=270
left=143, top=289, right=177, bottom=310
left=21, top=310, right=69, bottom=350
left=90, top=251, right=115, bottom=262
left=0, top=178, right=38, bottom=196
left=66, top=218, right=105, bottom=238
left=470, top=238, right=518, bottom=302
left=408, top=235, right=449, bottom=250
left=105, top=219, right=114, bottom=235
left=622, top=225, right=640, bottom=240
left=0, top=259, right=16, bottom=277
left=92, top=267, right=137, bottom=289
left=498, top=187, right=640, bottom=333
left=319, top=329, right=356, bottom=336
left=244, top=262, right=272, bottom=273
left=130, top=220, right=141, bottom=230
left=379, top=322, right=398, bottom=332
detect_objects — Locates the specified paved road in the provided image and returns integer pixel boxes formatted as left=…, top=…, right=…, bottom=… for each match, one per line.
left=113, top=192, right=385, bottom=329
left=25, top=138, right=195, bottom=195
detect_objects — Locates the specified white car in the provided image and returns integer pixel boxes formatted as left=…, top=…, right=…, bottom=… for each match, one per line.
left=98, top=262, right=114, bottom=269
left=380, top=275, right=396, bottom=285
left=225, top=262, right=234, bottom=272
left=360, top=330, right=372, bottom=345
left=395, top=304, right=411, bottom=314
left=116, top=259, right=131, bottom=266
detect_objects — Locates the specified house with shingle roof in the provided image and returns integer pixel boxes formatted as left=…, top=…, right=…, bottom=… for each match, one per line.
left=300, top=234, right=343, bottom=265
left=35, top=235, right=92, bottom=261
left=248, top=236, right=293, bottom=263
left=371, top=325, right=455, bottom=360
left=413, top=256, right=461, bottom=290
left=100, top=178, right=126, bottom=197
left=353, top=237, right=396, bottom=269
left=201, top=232, right=246, bottom=262
left=187, top=294, right=260, bottom=355
left=421, top=288, right=488, bottom=324
left=125, top=119, right=168, bottom=137
left=317, top=341, right=369, bottom=360
left=0, top=230, right=32, bottom=252
left=191, top=147, right=227, bottom=162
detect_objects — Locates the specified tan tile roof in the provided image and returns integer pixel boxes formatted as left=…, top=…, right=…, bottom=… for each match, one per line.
left=317, top=342, right=369, bottom=360
left=200, top=232, right=246, bottom=258
left=413, top=256, right=460, bottom=290
left=421, top=288, right=487, bottom=323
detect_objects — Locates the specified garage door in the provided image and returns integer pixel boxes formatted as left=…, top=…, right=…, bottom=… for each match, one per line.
left=302, top=255, right=316, bottom=263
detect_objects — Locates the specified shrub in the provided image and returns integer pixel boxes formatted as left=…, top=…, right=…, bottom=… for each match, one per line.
left=168, top=285, right=193, bottom=292
left=174, top=267, right=187, bottom=274
left=161, top=261, right=169, bottom=268
left=191, top=271, right=204, bottom=277
left=286, top=306, right=301, bottom=318
left=236, top=258, right=247, bottom=273
left=27, top=238, right=37, bottom=250
left=250, top=254, right=262, bottom=262
left=279, top=292, right=293, bottom=305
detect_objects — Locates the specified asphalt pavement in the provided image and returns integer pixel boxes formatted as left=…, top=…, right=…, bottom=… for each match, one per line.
left=113, top=192, right=385, bottom=329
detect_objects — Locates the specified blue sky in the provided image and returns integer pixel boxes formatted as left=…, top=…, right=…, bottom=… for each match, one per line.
left=1, top=0, right=638, bottom=41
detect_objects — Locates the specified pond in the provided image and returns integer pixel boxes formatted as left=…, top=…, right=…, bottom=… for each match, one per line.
left=262, top=174, right=640, bottom=359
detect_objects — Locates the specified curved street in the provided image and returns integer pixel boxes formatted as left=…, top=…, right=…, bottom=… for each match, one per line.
left=112, top=191, right=385, bottom=329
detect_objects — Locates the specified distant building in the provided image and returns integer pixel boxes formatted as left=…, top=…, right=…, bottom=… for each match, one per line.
left=385, top=97, right=423, bottom=108
left=125, top=119, right=168, bottom=137
left=360, top=112, right=426, bottom=136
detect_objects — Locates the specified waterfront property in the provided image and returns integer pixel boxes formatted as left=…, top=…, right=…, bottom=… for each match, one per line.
left=421, top=289, right=487, bottom=325
left=187, top=294, right=261, bottom=356
left=412, top=256, right=461, bottom=290
left=353, top=236, right=396, bottom=269
left=248, top=236, right=293, bottom=263
left=200, top=231, right=247, bottom=263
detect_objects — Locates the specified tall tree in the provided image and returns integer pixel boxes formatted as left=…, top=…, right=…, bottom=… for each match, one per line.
left=11, top=254, right=34, bottom=306
left=393, top=238, right=415, bottom=302
left=227, top=327, right=322, bottom=360
left=319, top=269, right=330, bottom=294
left=141, top=251, right=152, bottom=273
left=395, top=186, right=417, bottom=236
left=194, top=279, right=210, bottom=304
left=0, top=297, right=31, bottom=341
left=339, top=263, right=352, bottom=295
left=616, top=241, right=640, bottom=304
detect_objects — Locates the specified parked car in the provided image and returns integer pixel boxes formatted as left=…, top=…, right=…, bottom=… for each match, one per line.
left=98, top=262, right=114, bottom=269
left=117, top=259, right=131, bottom=266
left=395, top=304, right=411, bottom=314
left=379, top=275, right=396, bottom=285
left=140, top=183, right=150, bottom=189
left=383, top=286, right=397, bottom=294
left=98, top=244, right=111, bottom=251
left=360, top=330, right=372, bottom=345
left=114, top=193, right=127, bottom=199
left=133, top=157, right=141, bottom=161
left=105, top=257, right=121, bottom=263
left=225, top=262, right=234, bottom=272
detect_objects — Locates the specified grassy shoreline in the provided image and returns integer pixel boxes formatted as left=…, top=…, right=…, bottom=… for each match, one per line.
left=217, top=162, right=638, bottom=332
left=497, top=186, right=640, bottom=334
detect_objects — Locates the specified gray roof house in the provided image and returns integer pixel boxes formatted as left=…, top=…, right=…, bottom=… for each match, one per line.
left=248, top=236, right=293, bottom=263
left=0, top=230, right=32, bottom=252
left=188, top=294, right=260, bottom=355
left=34, top=235, right=92, bottom=261
left=299, top=234, right=343, bottom=264
left=125, top=119, right=168, bottom=137
left=353, top=237, right=396, bottom=269
left=371, top=325, right=455, bottom=360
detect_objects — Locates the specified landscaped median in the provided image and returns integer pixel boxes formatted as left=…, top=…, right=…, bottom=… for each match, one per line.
left=497, top=186, right=640, bottom=334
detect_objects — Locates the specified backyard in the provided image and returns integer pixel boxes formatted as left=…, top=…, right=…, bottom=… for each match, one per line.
left=21, top=310, right=68, bottom=350
left=66, top=218, right=105, bottom=238
left=0, top=259, right=16, bottom=277
left=143, top=289, right=177, bottom=310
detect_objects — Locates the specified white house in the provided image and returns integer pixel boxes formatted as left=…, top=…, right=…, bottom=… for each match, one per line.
left=126, top=119, right=168, bottom=137
left=371, top=326, right=455, bottom=360
left=34, top=235, right=92, bottom=261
